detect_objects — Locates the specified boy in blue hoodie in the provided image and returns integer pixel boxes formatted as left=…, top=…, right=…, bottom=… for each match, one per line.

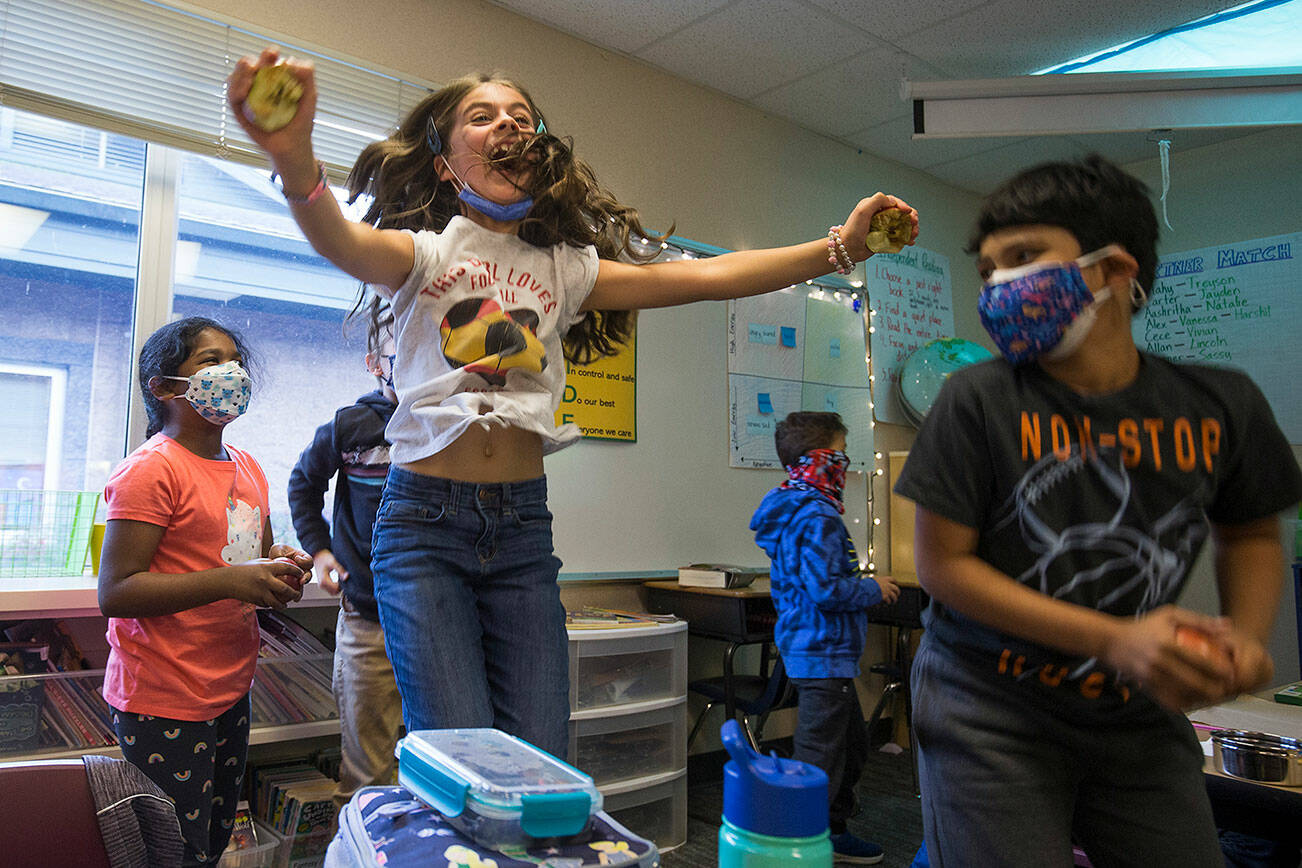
left=288, top=314, right=402, bottom=812
left=751, top=411, right=900, bottom=865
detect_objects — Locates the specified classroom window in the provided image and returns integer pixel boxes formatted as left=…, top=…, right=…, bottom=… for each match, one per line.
left=0, top=103, right=376, bottom=566
left=0, top=107, right=140, bottom=495
left=170, top=153, right=374, bottom=547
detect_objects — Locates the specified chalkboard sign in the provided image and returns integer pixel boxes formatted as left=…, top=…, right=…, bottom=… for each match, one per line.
left=1134, top=231, right=1299, bottom=443
left=865, top=246, right=954, bottom=425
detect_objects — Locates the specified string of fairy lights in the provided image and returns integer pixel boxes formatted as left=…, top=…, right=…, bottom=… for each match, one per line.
left=642, top=234, right=887, bottom=575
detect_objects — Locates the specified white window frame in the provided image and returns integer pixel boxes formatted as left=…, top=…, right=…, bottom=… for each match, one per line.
left=0, top=361, right=67, bottom=489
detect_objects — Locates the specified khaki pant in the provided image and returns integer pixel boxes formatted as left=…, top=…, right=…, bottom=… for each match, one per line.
left=333, top=603, right=404, bottom=810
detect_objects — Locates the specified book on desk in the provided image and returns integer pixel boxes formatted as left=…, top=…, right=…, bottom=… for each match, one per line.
left=677, top=564, right=768, bottom=589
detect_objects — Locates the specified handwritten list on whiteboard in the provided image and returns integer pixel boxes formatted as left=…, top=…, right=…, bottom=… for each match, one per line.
left=865, top=246, right=954, bottom=425
left=1134, top=231, right=1299, bottom=443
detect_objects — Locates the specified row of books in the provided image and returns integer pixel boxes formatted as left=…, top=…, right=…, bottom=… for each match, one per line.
left=257, top=609, right=332, bottom=657
left=39, top=673, right=116, bottom=749
left=250, top=655, right=337, bottom=727
left=251, top=758, right=339, bottom=838
left=1, top=613, right=336, bottom=755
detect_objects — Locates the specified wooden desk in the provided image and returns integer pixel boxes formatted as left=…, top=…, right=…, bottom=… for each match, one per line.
left=644, top=579, right=776, bottom=645
left=644, top=577, right=929, bottom=729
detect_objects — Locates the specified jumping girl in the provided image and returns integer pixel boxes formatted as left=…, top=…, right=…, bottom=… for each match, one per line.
left=227, top=47, right=918, bottom=759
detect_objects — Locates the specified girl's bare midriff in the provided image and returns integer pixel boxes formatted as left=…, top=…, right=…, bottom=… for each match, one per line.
left=398, top=423, right=544, bottom=483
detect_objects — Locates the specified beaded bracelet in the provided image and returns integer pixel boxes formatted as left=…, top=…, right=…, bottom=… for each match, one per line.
left=826, top=225, right=854, bottom=275
left=271, top=161, right=329, bottom=206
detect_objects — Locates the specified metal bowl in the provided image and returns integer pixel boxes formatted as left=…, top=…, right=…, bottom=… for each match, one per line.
left=1211, top=730, right=1302, bottom=787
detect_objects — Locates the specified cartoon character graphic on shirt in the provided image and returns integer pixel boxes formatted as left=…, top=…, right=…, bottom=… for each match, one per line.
left=440, top=297, right=547, bottom=387
left=220, top=497, right=262, bottom=565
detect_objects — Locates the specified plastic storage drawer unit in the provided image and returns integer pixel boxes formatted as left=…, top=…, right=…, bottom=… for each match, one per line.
left=396, top=728, right=603, bottom=850
left=569, top=697, right=687, bottom=787
left=602, top=769, right=687, bottom=852
left=567, top=621, right=687, bottom=712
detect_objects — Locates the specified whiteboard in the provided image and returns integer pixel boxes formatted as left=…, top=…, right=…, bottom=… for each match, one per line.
left=864, top=246, right=955, bottom=425
left=727, top=287, right=873, bottom=468
left=1133, top=231, right=1300, bottom=443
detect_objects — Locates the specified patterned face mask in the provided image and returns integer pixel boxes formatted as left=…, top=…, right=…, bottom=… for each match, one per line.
left=164, top=360, right=252, bottom=426
left=781, top=448, right=851, bottom=513
left=978, top=244, right=1120, bottom=364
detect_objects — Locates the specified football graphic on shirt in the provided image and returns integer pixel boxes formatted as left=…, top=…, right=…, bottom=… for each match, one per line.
left=440, top=297, right=547, bottom=387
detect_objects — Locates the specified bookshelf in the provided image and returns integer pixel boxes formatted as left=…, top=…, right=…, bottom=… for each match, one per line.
left=0, top=578, right=341, bottom=764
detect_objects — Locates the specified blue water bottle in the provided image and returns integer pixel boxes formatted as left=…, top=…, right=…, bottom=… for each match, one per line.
left=717, top=719, right=833, bottom=866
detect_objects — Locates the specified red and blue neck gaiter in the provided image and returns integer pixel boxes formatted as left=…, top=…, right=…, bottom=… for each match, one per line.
left=780, top=448, right=850, bottom=513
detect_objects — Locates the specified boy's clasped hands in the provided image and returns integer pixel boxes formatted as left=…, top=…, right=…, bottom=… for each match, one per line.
left=1104, top=606, right=1272, bottom=711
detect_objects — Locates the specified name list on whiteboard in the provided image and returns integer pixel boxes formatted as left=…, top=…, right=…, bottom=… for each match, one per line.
left=1135, top=231, right=1298, bottom=442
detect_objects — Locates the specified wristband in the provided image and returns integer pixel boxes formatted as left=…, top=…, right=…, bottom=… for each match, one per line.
left=827, top=225, right=854, bottom=275
left=271, top=161, right=329, bottom=205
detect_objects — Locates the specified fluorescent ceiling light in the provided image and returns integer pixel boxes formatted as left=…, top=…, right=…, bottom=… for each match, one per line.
left=1039, top=0, right=1301, bottom=74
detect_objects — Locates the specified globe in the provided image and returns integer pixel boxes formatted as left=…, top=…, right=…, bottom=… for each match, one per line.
left=898, top=338, right=994, bottom=425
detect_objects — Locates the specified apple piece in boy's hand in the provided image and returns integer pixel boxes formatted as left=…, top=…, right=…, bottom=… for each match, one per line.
left=1174, top=625, right=1231, bottom=668
left=865, top=208, right=912, bottom=254
left=243, top=63, right=303, bottom=132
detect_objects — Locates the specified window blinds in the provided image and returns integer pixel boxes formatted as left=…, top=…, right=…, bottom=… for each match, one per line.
left=0, top=0, right=433, bottom=175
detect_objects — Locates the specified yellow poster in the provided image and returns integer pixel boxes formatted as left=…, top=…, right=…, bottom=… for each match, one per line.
left=556, top=327, right=636, bottom=441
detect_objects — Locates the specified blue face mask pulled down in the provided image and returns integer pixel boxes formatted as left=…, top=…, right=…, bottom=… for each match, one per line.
left=427, top=114, right=535, bottom=222
left=457, top=186, right=533, bottom=222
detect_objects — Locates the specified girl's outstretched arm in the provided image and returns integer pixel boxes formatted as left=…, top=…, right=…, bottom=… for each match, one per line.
left=227, top=47, right=414, bottom=291
left=583, top=193, right=917, bottom=311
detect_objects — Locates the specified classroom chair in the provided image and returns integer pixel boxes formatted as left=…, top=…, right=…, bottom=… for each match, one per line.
left=0, top=755, right=182, bottom=868
left=687, top=645, right=796, bottom=751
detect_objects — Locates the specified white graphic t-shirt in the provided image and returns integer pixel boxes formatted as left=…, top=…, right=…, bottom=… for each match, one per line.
left=374, top=217, right=600, bottom=464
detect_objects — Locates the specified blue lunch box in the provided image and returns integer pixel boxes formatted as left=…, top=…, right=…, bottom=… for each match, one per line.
left=396, top=728, right=604, bottom=849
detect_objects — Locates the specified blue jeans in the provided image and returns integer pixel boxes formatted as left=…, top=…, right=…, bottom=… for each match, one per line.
left=911, top=634, right=1222, bottom=868
left=791, top=677, right=869, bottom=833
left=370, top=468, right=570, bottom=758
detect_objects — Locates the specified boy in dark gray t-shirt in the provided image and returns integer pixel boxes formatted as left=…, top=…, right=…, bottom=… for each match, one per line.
left=894, top=156, right=1302, bottom=867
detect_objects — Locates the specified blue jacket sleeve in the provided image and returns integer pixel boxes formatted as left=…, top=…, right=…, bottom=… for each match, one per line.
left=794, top=512, right=883, bottom=612
left=287, top=418, right=339, bottom=557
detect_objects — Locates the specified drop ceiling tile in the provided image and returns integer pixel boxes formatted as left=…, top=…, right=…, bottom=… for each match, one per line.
left=923, top=135, right=1122, bottom=194
left=634, top=0, right=868, bottom=100
left=485, top=0, right=732, bottom=54
left=847, top=113, right=1010, bottom=173
left=897, top=0, right=1242, bottom=79
left=751, top=50, right=946, bottom=138
left=1065, top=127, right=1260, bottom=164
left=803, top=0, right=991, bottom=42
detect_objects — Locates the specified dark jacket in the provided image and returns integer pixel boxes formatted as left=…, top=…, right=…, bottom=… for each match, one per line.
left=288, top=390, right=395, bottom=621
left=750, top=486, right=883, bottom=678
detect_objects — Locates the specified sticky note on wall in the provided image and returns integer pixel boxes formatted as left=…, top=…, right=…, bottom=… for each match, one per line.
left=757, top=393, right=774, bottom=414
left=780, top=327, right=797, bottom=348
left=829, top=338, right=841, bottom=359
left=748, top=323, right=778, bottom=345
